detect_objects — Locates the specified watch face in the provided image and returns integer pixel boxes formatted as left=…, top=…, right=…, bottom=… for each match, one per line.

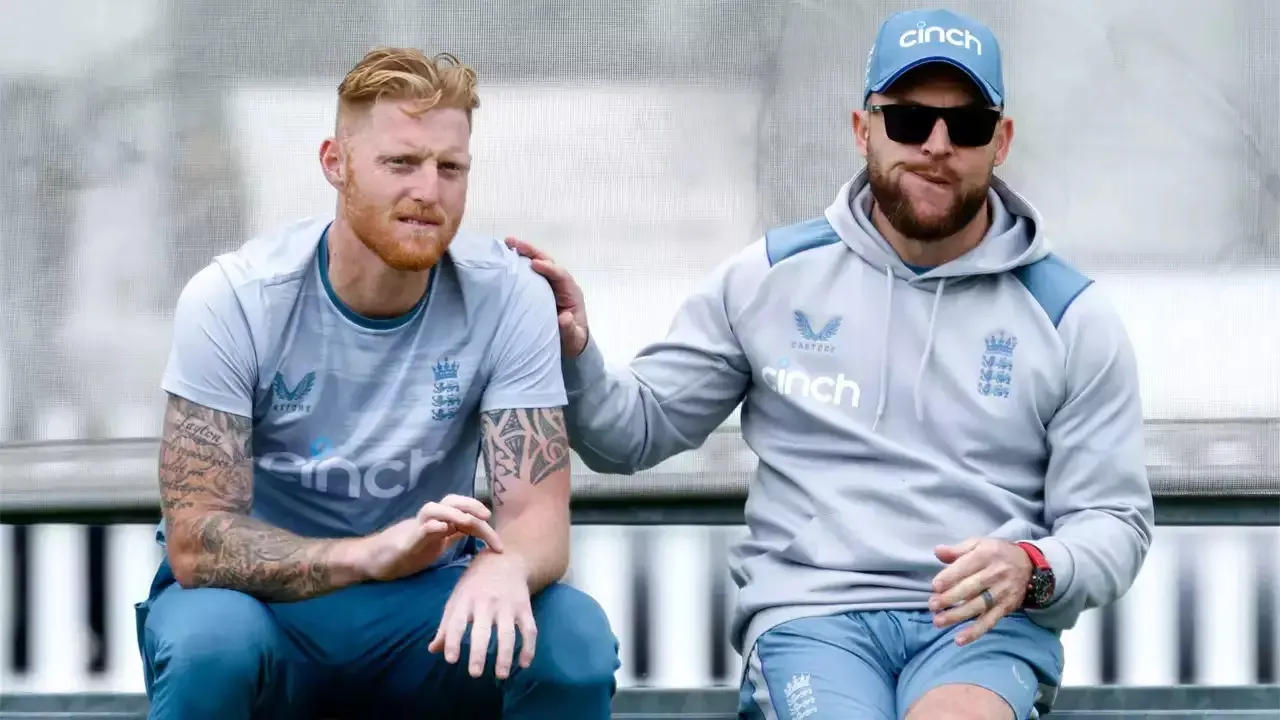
left=1028, top=570, right=1055, bottom=608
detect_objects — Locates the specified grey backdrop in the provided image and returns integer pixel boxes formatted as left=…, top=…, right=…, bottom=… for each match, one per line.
left=1, top=0, right=1277, bottom=446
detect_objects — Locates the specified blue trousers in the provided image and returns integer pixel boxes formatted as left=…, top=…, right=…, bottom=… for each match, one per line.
left=135, top=559, right=619, bottom=719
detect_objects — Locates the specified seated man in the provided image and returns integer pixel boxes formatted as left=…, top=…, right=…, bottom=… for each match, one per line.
left=136, top=47, right=618, bottom=720
left=510, top=9, right=1152, bottom=720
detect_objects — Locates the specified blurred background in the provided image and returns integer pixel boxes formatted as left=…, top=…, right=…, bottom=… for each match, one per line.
left=0, top=0, right=1277, bottom=697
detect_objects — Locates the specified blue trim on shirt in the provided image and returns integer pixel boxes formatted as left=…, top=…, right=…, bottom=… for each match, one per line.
left=765, top=217, right=841, bottom=266
left=1012, top=254, right=1093, bottom=328
left=318, top=226, right=432, bottom=330
left=903, top=262, right=933, bottom=275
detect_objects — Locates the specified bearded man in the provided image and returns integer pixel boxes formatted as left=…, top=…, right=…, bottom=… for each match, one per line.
left=136, top=47, right=618, bottom=720
left=508, top=9, right=1152, bottom=720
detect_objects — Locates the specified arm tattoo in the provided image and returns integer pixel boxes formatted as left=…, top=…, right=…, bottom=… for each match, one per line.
left=184, top=512, right=335, bottom=601
left=158, top=394, right=340, bottom=601
left=158, top=395, right=252, bottom=514
left=480, top=407, right=570, bottom=507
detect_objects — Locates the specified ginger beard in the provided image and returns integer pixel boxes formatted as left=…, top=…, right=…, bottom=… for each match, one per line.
left=340, top=154, right=459, bottom=272
left=866, top=138, right=992, bottom=241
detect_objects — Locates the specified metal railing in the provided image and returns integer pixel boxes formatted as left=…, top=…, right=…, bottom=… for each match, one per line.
left=3, top=419, right=1278, bottom=526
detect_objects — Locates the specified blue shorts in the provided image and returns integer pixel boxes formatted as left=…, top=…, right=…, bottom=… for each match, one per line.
left=739, top=610, right=1064, bottom=720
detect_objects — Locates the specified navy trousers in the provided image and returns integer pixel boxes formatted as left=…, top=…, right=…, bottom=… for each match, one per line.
left=135, top=558, right=619, bottom=719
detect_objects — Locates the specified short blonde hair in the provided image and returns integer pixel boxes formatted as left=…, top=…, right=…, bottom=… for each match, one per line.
left=337, top=47, right=479, bottom=126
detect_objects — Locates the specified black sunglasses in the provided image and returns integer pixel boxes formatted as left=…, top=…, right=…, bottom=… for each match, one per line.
left=867, top=104, right=1002, bottom=148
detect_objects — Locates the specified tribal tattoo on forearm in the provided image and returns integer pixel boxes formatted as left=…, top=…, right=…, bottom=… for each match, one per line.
left=158, top=394, right=339, bottom=601
left=480, top=407, right=571, bottom=507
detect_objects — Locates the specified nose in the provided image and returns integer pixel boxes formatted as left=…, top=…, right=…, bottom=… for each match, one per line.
left=920, top=117, right=954, bottom=157
left=406, top=166, right=441, bottom=204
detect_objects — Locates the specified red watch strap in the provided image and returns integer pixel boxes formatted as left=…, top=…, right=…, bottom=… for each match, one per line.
left=1015, top=541, right=1050, bottom=570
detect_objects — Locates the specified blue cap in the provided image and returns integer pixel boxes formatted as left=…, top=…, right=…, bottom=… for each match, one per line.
left=864, top=9, right=1004, bottom=107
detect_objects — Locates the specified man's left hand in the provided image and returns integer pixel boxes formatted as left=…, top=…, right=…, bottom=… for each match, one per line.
left=929, top=538, right=1033, bottom=646
left=429, top=551, right=537, bottom=680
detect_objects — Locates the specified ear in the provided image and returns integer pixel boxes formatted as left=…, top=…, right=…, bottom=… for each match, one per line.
left=319, top=137, right=345, bottom=189
left=992, top=115, right=1014, bottom=167
left=851, top=109, right=871, bottom=158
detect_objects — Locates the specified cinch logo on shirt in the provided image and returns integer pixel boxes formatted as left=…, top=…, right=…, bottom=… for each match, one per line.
left=763, top=359, right=861, bottom=408
left=258, top=447, right=445, bottom=499
left=899, top=23, right=983, bottom=55
left=271, top=371, right=316, bottom=414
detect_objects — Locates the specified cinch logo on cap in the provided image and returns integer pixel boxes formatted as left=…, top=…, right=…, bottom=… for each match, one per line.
left=864, top=9, right=1005, bottom=107
left=898, top=22, right=983, bottom=56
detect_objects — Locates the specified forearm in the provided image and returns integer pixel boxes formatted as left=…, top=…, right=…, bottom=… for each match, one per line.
left=564, top=337, right=745, bottom=473
left=563, top=339, right=668, bottom=473
left=494, top=508, right=570, bottom=594
left=159, top=394, right=369, bottom=601
left=1034, top=411, right=1154, bottom=624
left=1026, top=505, right=1152, bottom=627
left=167, top=510, right=368, bottom=601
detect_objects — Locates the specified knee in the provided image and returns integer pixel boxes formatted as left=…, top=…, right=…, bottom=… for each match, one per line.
left=907, top=709, right=1002, bottom=720
left=146, top=588, right=278, bottom=682
left=904, top=685, right=1014, bottom=720
left=527, top=584, right=619, bottom=687
left=905, top=710, right=990, bottom=720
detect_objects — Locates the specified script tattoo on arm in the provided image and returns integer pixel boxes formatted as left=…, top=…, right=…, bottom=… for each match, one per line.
left=158, top=393, right=343, bottom=601
left=479, top=407, right=570, bottom=507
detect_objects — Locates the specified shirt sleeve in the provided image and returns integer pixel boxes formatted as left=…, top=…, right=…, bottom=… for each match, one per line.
left=1023, top=284, right=1154, bottom=629
left=559, top=247, right=754, bottom=474
left=479, top=258, right=567, bottom=412
left=160, top=264, right=258, bottom=417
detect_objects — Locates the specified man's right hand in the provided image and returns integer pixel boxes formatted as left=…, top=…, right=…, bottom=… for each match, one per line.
left=504, top=237, right=590, bottom=358
left=356, top=495, right=504, bottom=582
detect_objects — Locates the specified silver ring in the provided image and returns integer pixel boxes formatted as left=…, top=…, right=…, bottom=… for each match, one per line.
left=981, top=589, right=996, bottom=611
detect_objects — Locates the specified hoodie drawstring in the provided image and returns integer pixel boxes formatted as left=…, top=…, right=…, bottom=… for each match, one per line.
left=872, top=269, right=946, bottom=432
left=871, top=266, right=894, bottom=432
left=914, top=279, right=946, bottom=422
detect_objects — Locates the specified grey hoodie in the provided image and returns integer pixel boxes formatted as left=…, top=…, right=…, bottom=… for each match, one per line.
left=562, top=169, right=1154, bottom=657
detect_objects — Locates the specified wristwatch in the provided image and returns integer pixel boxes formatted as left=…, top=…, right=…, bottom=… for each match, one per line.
left=1014, top=541, right=1055, bottom=609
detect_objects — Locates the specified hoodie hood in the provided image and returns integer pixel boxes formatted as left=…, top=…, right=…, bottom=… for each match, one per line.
left=824, top=168, right=1050, bottom=432
left=825, top=167, right=1050, bottom=282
